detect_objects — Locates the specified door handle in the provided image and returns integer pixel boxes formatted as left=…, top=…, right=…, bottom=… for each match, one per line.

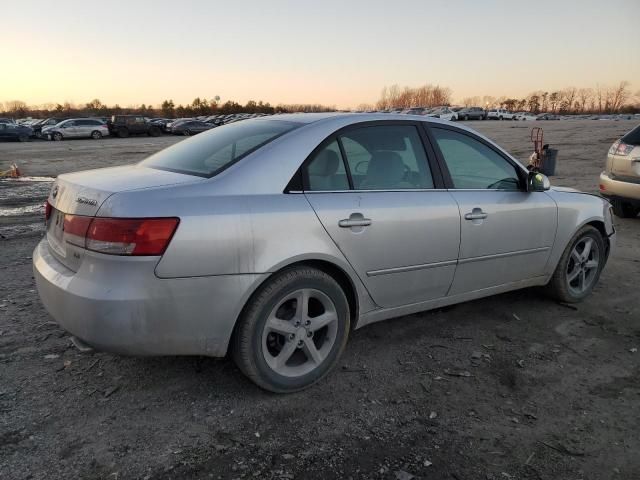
left=464, top=209, right=488, bottom=221
left=339, top=213, right=372, bottom=228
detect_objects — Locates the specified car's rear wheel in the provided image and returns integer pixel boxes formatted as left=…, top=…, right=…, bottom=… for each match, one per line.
left=52, top=132, right=63, bottom=141
left=546, top=225, right=605, bottom=303
left=464, top=114, right=469, bottom=121
left=117, top=127, right=130, bottom=138
left=148, top=126, right=161, bottom=137
left=183, top=129, right=192, bottom=136
left=611, top=199, right=639, bottom=218
left=91, top=130, right=102, bottom=140
left=232, top=266, right=350, bottom=393
left=17, top=134, right=29, bottom=142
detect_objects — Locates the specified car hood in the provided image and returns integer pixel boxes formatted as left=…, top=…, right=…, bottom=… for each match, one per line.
left=48, top=164, right=205, bottom=216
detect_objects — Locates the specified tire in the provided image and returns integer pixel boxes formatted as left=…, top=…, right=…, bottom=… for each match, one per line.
left=17, top=134, right=29, bottom=142
left=117, top=127, right=130, bottom=138
left=464, top=115, right=469, bottom=121
left=546, top=225, right=606, bottom=303
left=499, top=116, right=504, bottom=120
left=183, top=129, right=191, bottom=136
left=232, top=266, right=350, bottom=393
left=90, top=131, right=102, bottom=140
left=52, top=132, right=63, bottom=141
left=148, top=126, right=161, bottom=137
left=611, top=199, right=639, bottom=218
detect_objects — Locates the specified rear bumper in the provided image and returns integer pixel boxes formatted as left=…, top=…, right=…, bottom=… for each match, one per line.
left=599, top=171, right=640, bottom=204
left=33, top=239, right=266, bottom=357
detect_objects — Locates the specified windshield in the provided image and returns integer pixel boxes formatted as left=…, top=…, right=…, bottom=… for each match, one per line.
left=140, top=119, right=300, bottom=177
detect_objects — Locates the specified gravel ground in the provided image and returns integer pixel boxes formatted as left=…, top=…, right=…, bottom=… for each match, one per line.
left=0, top=121, right=639, bottom=480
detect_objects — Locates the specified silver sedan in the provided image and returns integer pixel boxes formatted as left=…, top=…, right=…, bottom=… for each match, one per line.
left=33, top=113, right=616, bottom=392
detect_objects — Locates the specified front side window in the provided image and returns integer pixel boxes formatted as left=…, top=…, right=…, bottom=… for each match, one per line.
left=141, top=119, right=299, bottom=177
left=342, top=125, right=434, bottom=190
left=431, top=127, right=521, bottom=190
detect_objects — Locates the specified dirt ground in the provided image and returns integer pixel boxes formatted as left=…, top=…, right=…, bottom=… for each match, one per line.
left=1, top=121, right=639, bottom=480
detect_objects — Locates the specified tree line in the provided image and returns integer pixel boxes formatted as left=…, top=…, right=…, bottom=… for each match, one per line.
left=374, top=81, right=638, bottom=114
left=0, top=98, right=337, bottom=118
left=2, top=80, right=638, bottom=117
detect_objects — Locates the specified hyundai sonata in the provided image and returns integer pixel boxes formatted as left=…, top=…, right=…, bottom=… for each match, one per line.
left=34, top=113, right=616, bottom=392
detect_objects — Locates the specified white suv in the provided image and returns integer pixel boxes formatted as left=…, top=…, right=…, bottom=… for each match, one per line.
left=487, top=109, right=515, bottom=120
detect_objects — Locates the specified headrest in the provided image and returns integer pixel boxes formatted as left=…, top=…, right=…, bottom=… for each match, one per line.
left=309, top=149, right=340, bottom=176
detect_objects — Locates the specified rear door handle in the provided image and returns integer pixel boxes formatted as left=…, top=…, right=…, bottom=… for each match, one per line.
left=464, top=208, right=488, bottom=221
left=339, top=213, right=372, bottom=228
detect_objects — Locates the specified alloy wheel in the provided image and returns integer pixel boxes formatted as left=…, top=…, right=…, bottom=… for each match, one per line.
left=261, top=288, right=338, bottom=377
left=566, top=236, right=600, bottom=296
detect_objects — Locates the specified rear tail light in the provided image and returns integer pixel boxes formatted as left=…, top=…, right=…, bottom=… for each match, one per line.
left=86, top=218, right=179, bottom=255
left=52, top=212, right=179, bottom=256
left=44, top=201, right=52, bottom=221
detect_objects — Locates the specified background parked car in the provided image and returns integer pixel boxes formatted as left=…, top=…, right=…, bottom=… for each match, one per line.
left=170, top=120, right=215, bottom=136
left=599, top=123, right=640, bottom=218
left=0, top=117, right=16, bottom=124
left=487, top=109, right=515, bottom=120
left=32, top=118, right=69, bottom=137
left=514, top=112, right=538, bottom=121
left=42, top=119, right=109, bottom=141
left=457, top=107, right=487, bottom=120
left=425, top=106, right=458, bottom=121
left=107, top=115, right=162, bottom=138
left=401, top=107, right=428, bottom=115
left=0, top=122, right=33, bottom=142
left=537, top=113, right=560, bottom=120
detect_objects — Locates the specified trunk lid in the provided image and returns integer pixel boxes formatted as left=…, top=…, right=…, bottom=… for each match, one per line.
left=46, top=165, right=202, bottom=271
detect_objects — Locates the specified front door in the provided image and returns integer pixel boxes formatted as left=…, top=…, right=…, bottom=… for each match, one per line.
left=302, top=123, right=461, bottom=308
left=428, top=125, right=557, bottom=295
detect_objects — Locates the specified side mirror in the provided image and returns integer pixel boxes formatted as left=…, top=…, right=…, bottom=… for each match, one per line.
left=528, top=171, right=551, bottom=192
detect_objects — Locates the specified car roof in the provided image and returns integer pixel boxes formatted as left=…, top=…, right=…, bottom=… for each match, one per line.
left=259, top=112, right=478, bottom=134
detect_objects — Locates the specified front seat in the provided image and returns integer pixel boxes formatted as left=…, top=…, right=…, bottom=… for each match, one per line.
left=360, top=151, right=413, bottom=190
left=308, top=149, right=340, bottom=190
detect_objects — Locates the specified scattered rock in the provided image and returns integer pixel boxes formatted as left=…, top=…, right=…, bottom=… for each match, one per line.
left=104, top=386, right=120, bottom=398
left=516, top=359, right=525, bottom=368
left=394, top=470, right=415, bottom=480
left=429, top=411, right=437, bottom=419
left=444, top=369, right=472, bottom=377
left=282, top=454, right=295, bottom=460
left=44, top=354, right=59, bottom=360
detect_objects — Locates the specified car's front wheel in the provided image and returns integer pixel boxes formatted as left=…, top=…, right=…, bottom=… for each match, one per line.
left=232, top=266, right=350, bottom=393
left=91, top=130, right=102, bottom=140
left=546, top=225, right=606, bottom=303
left=52, top=132, right=63, bottom=141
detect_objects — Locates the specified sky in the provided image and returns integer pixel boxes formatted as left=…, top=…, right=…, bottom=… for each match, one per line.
left=3, top=0, right=639, bottom=109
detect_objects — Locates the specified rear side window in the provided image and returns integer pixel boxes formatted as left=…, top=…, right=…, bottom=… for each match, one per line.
left=621, top=125, right=640, bottom=146
left=342, top=125, right=433, bottom=190
left=141, top=119, right=299, bottom=177
left=304, top=124, right=434, bottom=191
left=431, top=127, right=521, bottom=190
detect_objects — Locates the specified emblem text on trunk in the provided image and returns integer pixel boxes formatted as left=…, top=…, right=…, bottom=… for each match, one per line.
left=76, top=196, right=98, bottom=206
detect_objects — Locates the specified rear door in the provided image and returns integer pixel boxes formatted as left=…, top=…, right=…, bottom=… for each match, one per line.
left=302, top=122, right=461, bottom=308
left=427, top=125, right=557, bottom=295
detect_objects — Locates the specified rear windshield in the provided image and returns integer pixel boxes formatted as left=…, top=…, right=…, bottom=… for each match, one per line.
left=621, top=125, right=640, bottom=146
left=140, top=119, right=300, bottom=177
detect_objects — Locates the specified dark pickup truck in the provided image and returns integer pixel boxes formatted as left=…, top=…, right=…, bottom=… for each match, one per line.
left=107, top=115, right=162, bottom=138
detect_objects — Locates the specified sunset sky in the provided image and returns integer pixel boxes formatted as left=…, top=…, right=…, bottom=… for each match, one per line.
left=3, top=0, right=639, bottom=109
